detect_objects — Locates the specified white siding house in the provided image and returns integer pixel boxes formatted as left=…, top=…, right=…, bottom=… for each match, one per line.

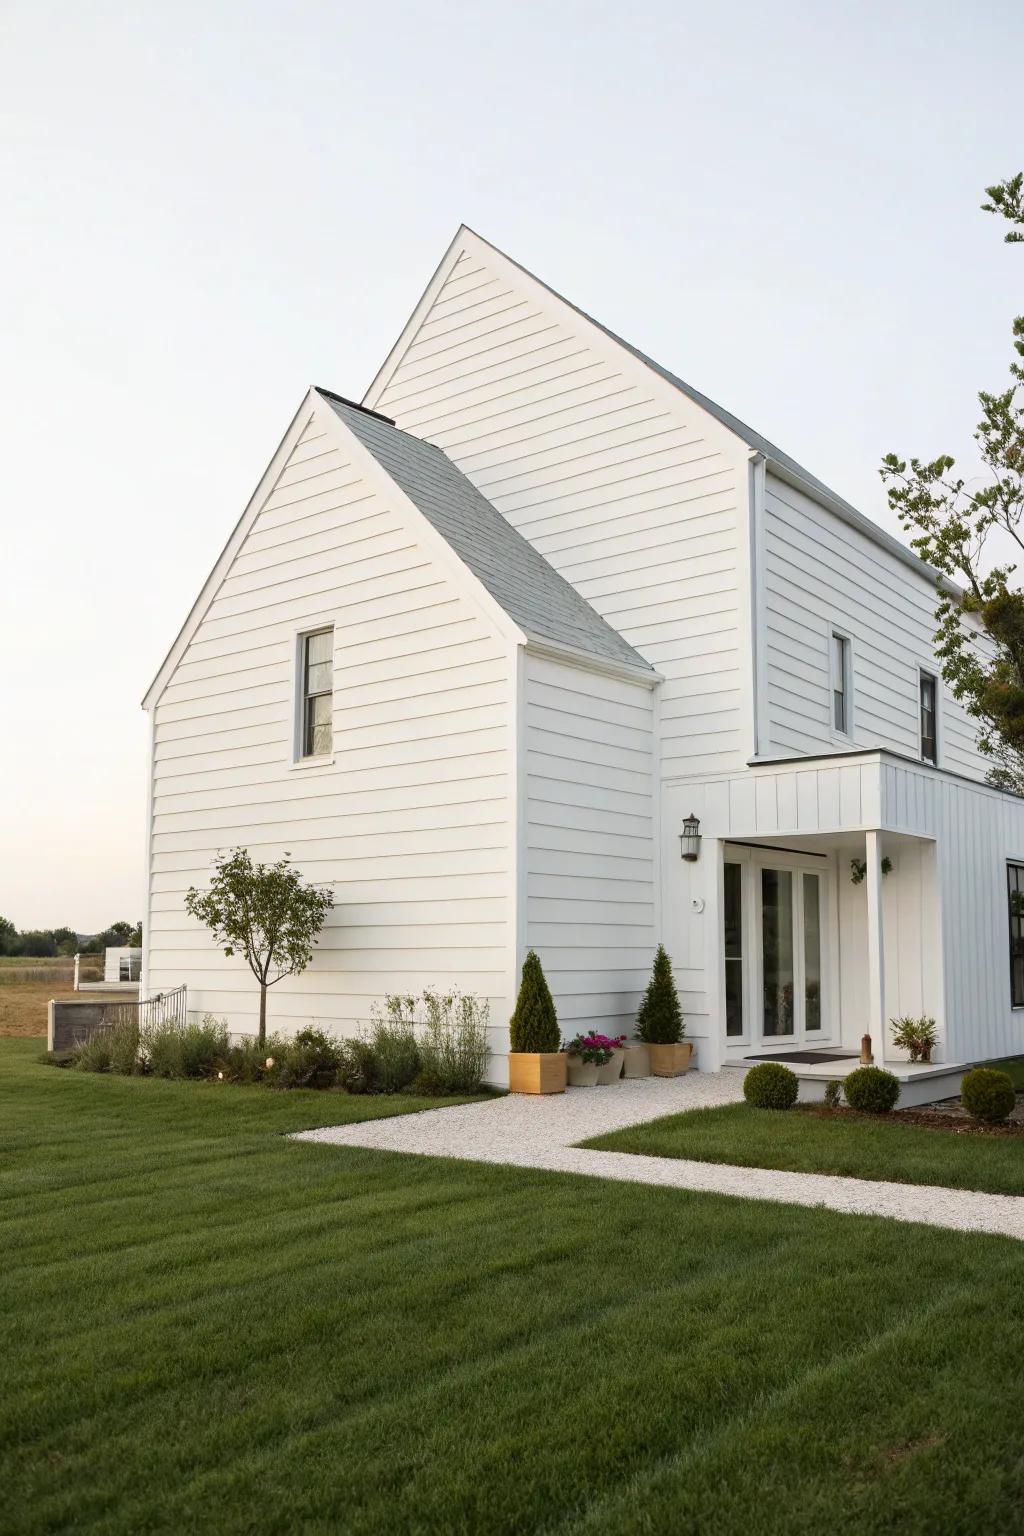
left=143, top=226, right=1024, bottom=1093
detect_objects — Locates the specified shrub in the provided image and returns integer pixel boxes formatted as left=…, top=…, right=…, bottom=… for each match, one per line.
left=417, top=989, right=491, bottom=1093
left=960, top=1067, right=1016, bottom=1124
left=217, top=1034, right=284, bottom=1084
left=636, top=945, right=683, bottom=1045
left=73, top=1034, right=113, bottom=1073
left=143, top=1015, right=228, bottom=1078
left=743, top=1061, right=799, bottom=1109
left=824, top=1079, right=843, bottom=1109
left=890, top=1015, right=938, bottom=1062
left=509, top=951, right=559, bottom=1053
left=336, top=1036, right=378, bottom=1094
left=844, top=1066, right=900, bottom=1113
left=269, top=1027, right=341, bottom=1090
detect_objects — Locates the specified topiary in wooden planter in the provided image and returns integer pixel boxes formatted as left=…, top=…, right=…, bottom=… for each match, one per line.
left=508, top=950, right=566, bottom=1094
left=636, top=945, right=690, bottom=1077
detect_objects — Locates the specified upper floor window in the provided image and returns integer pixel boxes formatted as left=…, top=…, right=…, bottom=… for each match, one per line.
left=920, top=671, right=938, bottom=763
left=830, top=631, right=852, bottom=736
left=301, top=628, right=334, bottom=758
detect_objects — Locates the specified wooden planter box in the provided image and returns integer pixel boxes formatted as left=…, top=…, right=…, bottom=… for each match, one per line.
left=508, top=1051, right=567, bottom=1095
left=648, top=1041, right=693, bottom=1077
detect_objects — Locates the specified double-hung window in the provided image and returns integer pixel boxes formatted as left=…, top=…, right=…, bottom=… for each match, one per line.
left=300, top=628, right=334, bottom=758
left=831, top=631, right=851, bottom=736
left=1009, top=863, right=1024, bottom=1008
left=920, top=671, right=938, bottom=763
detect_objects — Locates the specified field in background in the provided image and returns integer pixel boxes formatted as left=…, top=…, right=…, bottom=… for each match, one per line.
left=0, top=957, right=121, bottom=1038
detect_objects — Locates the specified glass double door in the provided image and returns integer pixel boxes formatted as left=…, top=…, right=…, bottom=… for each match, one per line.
left=724, top=853, right=828, bottom=1047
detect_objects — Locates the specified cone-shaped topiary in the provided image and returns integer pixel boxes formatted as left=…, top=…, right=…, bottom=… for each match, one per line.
left=636, top=944, right=684, bottom=1045
left=509, top=950, right=559, bottom=1053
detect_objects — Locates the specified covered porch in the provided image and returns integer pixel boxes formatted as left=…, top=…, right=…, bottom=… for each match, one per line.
left=667, top=752, right=969, bottom=1106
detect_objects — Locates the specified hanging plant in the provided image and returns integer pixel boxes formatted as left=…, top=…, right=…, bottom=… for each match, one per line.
left=850, top=856, right=893, bottom=885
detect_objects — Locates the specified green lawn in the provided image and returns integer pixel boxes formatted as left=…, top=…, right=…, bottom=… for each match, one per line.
left=4, top=1038, right=1024, bottom=1534
left=582, top=1101, right=1024, bottom=1196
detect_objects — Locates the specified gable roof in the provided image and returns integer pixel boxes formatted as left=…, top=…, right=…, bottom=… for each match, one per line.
left=365, top=225, right=942, bottom=587
left=317, top=390, right=654, bottom=675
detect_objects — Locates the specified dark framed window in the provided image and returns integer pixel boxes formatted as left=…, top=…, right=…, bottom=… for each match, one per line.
left=831, top=632, right=850, bottom=735
left=724, top=862, right=744, bottom=1036
left=1009, top=863, right=1024, bottom=1008
left=301, top=629, right=334, bottom=758
left=920, top=672, right=937, bottom=763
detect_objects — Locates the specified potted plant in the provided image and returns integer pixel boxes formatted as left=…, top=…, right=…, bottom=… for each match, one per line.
left=890, top=1015, right=938, bottom=1064
left=564, top=1033, right=601, bottom=1087
left=636, top=944, right=691, bottom=1076
left=508, top=950, right=566, bottom=1094
left=622, top=1039, right=652, bottom=1078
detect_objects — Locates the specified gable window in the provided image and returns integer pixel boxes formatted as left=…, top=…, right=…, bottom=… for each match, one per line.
left=830, top=631, right=851, bottom=736
left=300, top=628, right=334, bottom=758
left=920, top=671, right=938, bottom=763
left=1009, top=863, right=1024, bottom=1007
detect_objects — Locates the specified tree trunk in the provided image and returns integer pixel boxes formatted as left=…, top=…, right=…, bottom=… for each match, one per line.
left=258, top=983, right=267, bottom=1049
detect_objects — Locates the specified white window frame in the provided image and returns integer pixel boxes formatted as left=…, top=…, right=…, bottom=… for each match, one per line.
left=290, top=621, right=336, bottom=768
left=828, top=626, right=854, bottom=742
left=918, top=665, right=940, bottom=765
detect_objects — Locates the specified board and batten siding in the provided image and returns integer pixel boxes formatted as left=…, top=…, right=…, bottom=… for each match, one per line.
left=880, top=759, right=1024, bottom=1064
left=523, top=652, right=657, bottom=1037
left=146, top=406, right=516, bottom=1046
left=761, top=472, right=988, bottom=778
left=370, top=238, right=749, bottom=776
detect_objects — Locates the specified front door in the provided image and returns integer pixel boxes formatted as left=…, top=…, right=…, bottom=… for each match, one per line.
left=723, top=847, right=832, bottom=1053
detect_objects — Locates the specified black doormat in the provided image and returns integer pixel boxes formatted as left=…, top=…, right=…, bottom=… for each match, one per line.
left=743, top=1050, right=861, bottom=1065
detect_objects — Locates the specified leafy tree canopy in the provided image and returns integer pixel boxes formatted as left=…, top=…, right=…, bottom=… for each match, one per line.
left=881, top=174, right=1024, bottom=790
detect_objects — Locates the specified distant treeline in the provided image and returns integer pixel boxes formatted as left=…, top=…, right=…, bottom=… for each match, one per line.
left=0, top=918, right=142, bottom=958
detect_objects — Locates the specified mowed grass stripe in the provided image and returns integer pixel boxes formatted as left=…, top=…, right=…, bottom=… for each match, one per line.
left=2, top=1039, right=1023, bottom=1535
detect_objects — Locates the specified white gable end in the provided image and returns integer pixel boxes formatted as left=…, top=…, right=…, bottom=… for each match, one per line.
left=366, top=229, right=754, bottom=777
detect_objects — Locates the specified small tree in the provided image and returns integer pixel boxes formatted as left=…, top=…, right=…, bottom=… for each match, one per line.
left=185, top=848, right=333, bottom=1047
left=636, top=944, right=683, bottom=1044
left=509, top=950, right=559, bottom=1052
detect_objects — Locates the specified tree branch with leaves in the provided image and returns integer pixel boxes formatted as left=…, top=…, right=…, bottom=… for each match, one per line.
left=880, top=173, right=1024, bottom=790
left=185, top=848, right=334, bottom=1046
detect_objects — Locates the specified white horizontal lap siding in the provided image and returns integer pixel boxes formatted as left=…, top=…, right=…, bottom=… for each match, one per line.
left=763, top=474, right=989, bottom=777
left=522, top=653, right=656, bottom=1038
left=147, top=412, right=514, bottom=1044
left=881, top=761, right=1024, bottom=1063
left=373, top=242, right=745, bottom=777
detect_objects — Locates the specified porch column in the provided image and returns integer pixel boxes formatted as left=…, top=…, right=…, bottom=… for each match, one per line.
left=864, top=829, right=886, bottom=1064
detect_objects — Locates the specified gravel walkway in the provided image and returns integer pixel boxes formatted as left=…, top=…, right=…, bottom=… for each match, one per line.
left=293, top=1072, right=1024, bottom=1241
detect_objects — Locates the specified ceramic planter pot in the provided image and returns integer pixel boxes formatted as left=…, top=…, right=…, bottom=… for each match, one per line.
left=595, top=1049, right=624, bottom=1085
left=508, top=1051, right=567, bottom=1095
left=566, top=1053, right=599, bottom=1087
left=622, top=1042, right=651, bottom=1078
left=648, top=1041, right=693, bottom=1077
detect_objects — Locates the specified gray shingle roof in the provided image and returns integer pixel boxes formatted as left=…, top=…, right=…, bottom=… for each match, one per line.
left=319, top=391, right=654, bottom=674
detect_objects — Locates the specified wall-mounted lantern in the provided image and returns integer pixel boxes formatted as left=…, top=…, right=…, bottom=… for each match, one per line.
left=680, top=813, right=701, bottom=862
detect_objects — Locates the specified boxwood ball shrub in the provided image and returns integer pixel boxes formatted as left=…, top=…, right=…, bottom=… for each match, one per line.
left=509, top=950, right=559, bottom=1053
left=743, top=1061, right=799, bottom=1109
left=960, top=1067, right=1016, bottom=1124
left=844, top=1066, right=900, bottom=1113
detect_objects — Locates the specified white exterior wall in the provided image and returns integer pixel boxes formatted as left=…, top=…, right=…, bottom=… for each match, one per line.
left=761, top=472, right=988, bottom=778
left=523, top=651, right=657, bottom=1039
left=369, top=235, right=751, bottom=777
left=881, top=759, right=1024, bottom=1064
left=145, top=403, right=517, bottom=1054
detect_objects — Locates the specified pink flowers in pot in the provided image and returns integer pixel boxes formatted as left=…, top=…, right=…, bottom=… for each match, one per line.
left=564, top=1032, right=626, bottom=1066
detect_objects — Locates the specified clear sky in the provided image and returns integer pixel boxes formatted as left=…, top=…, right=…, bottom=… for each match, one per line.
left=1, top=0, right=1020, bottom=930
